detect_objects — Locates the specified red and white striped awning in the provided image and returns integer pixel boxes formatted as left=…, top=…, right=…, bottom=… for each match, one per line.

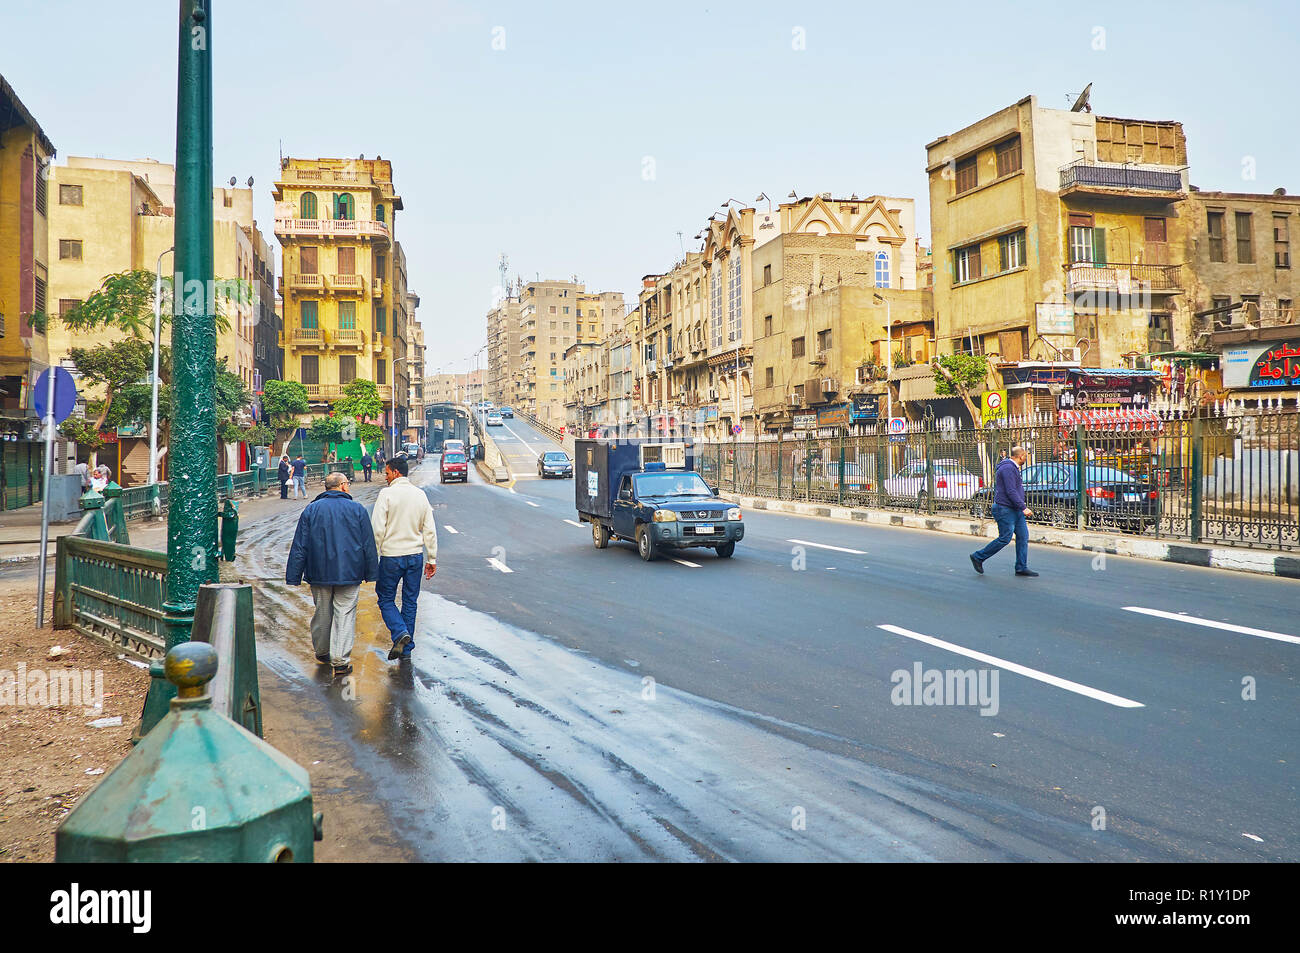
left=1058, top=409, right=1164, bottom=432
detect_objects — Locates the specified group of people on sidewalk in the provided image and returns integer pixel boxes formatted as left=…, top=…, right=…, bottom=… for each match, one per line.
left=285, top=454, right=438, bottom=677
left=276, top=447, right=388, bottom=499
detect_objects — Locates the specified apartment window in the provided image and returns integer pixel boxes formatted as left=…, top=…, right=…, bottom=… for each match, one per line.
left=995, top=136, right=1022, bottom=177
left=1206, top=210, right=1225, bottom=262
left=334, top=192, right=355, bottom=221
left=549, top=321, right=557, bottom=329
left=58, top=239, right=83, bottom=261
left=763, top=264, right=772, bottom=286
left=563, top=306, right=570, bottom=314
left=951, top=335, right=985, bottom=356
left=338, top=300, right=356, bottom=330
left=791, top=336, right=806, bottom=358
left=301, top=300, right=318, bottom=329
left=998, top=230, right=1026, bottom=271
left=300, top=192, right=317, bottom=219
left=875, top=250, right=890, bottom=288
left=376, top=204, right=385, bottom=223
left=1210, top=295, right=1231, bottom=321
left=953, top=243, right=981, bottom=283
left=337, top=246, right=356, bottom=275
left=1148, top=312, right=1172, bottom=350
left=300, top=246, right=318, bottom=274
left=794, top=384, right=804, bottom=402
left=59, top=184, right=83, bottom=206
left=375, top=306, right=386, bottom=334
left=34, top=276, right=46, bottom=312
left=1068, top=214, right=1105, bottom=264
left=954, top=156, right=977, bottom=195
left=549, top=306, right=556, bottom=314
left=301, top=355, right=319, bottom=385
left=59, top=298, right=80, bottom=320
left=375, top=252, right=386, bottom=277
left=764, top=367, right=774, bottom=388
left=35, top=172, right=46, bottom=216
left=1235, top=212, right=1254, bottom=263
left=223, top=192, right=233, bottom=208
left=339, top=355, right=356, bottom=384
left=727, top=253, right=742, bottom=343
left=1274, top=214, right=1291, bottom=268
left=763, top=314, right=773, bottom=337
left=376, top=359, right=387, bottom=385
left=1279, top=298, right=1293, bottom=320
left=817, top=329, right=832, bottom=352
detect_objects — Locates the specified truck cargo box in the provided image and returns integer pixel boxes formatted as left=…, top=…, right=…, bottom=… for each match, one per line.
left=574, top=438, right=693, bottom=520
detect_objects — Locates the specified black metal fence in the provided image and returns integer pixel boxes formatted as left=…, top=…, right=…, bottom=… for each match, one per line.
left=697, top=408, right=1300, bottom=551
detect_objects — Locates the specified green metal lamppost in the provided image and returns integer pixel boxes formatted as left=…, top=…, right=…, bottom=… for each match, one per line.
left=141, top=0, right=219, bottom=728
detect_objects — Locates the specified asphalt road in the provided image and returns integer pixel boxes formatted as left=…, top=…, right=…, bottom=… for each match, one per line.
left=240, top=414, right=1299, bottom=862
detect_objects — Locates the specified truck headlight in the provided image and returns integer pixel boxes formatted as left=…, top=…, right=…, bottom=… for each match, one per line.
left=726, top=507, right=742, bottom=521
left=652, top=510, right=677, bottom=522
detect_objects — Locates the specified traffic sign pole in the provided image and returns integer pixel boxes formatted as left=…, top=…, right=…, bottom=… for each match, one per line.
left=36, top=364, right=56, bottom=627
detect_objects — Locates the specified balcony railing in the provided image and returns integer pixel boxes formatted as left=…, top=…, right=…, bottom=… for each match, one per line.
left=372, top=277, right=384, bottom=297
left=330, top=274, right=365, bottom=292
left=274, top=218, right=391, bottom=240
left=1059, top=159, right=1184, bottom=194
left=1063, top=262, right=1183, bottom=293
left=333, top=328, right=364, bottom=346
left=290, top=273, right=324, bottom=291
left=291, top=327, right=323, bottom=344
left=303, top=383, right=340, bottom=400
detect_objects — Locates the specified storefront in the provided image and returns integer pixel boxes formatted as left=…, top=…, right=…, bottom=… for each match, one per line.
left=1217, top=331, right=1300, bottom=408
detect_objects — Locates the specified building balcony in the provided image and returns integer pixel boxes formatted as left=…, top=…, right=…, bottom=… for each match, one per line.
left=274, top=218, right=391, bottom=242
left=290, top=327, right=324, bottom=346
left=302, top=383, right=340, bottom=401
left=330, top=274, right=365, bottom=293
left=1059, top=160, right=1185, bottom=198
left=287, top=273, right=324, bottom=293
left=372, top=277, right=384, bottom=297
left=1063, top=262, right=1183, bottom=294
left=332, top=328, right=364, bottom=347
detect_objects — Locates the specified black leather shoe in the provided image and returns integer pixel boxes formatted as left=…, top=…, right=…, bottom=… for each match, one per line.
left=388, top=634, right=411, bottom=660
left=969, top=554, right=984, bottom=574
left=1015, top=569, right=1040, bottom=577
left=332, top=662, right=353, bottom=676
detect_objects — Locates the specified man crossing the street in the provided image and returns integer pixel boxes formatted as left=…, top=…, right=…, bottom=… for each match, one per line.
left=970, top=445, right=1038, bottom=577
left=286, top=471, right=379, bottom=677
left=371, top=455, right=437, bottom=661
left=291, top=452, right=307, bottom=499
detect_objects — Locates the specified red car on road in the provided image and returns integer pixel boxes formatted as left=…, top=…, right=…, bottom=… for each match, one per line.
left=440, top=451, right=468, bottom=484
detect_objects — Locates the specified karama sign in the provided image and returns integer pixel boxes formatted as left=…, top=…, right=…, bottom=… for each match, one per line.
left=1247, top=340, right=1300, bottom=388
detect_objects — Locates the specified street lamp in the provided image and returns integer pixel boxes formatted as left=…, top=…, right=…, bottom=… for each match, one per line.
left=873, top=292, right=897, bottom=424
left=149, top=245, right=174, bottom=489
left=390, top=355, right=410, bottom=456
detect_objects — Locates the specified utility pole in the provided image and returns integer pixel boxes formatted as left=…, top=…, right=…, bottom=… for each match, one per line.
left=165, top=0, right=218, bottom=663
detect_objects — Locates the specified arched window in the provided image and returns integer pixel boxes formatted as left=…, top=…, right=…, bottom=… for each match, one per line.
left=334, top=193, right=354, bottom=220
left=874, top=250, right=890, bottom=289
left=375, top=204, right=385, bottom=223
left=300, top=192, right=317, bottom=219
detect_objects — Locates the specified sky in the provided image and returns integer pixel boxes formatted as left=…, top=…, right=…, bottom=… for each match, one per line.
left=3, top=0, right=1297, bottom=377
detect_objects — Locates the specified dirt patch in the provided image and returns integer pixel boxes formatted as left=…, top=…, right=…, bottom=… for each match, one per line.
left=0, top=582, right=149, bottom=863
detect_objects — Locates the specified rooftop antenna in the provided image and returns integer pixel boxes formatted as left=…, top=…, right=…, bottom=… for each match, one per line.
left=1070, top=83, right=1093, bottom=113
left=498, top=253, right=508, bottom=301
left=677, top=230, right=686, bottom=259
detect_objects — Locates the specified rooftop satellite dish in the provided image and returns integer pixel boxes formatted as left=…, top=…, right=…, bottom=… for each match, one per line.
left=247, top=176, right=254, bottom=187
left=1070, top=83, right=1093, bottom=113
left=228, top=176, right=237, bottom=186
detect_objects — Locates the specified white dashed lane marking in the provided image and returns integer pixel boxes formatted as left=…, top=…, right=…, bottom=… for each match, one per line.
left=486, top=557, right=514, bottom=573
left=563, top=519, right=583, bottom=527
left=526, top=501, right=540, bottom=508
left=672, top=558, right=701, bottom=568
left=877, top=624, right=1145, bottom=709
left=787, top=538, right=867, bottom=555
left=1122, top=607, right=1300, bottom=646
left=444, top=525, right=459, bottom=534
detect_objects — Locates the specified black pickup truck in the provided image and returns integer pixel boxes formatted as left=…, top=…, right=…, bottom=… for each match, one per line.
left=574, top=438, right=744, bottom=561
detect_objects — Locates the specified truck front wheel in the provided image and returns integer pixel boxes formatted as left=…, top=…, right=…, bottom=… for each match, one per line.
left=592, top=520, right=610, bottom=549
left=716, top=541, right=736, bottom=558
left=635, top=524, right=657, bottom=561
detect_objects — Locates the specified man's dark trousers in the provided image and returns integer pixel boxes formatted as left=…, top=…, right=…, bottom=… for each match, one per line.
left=363, top=465, right=372, bottom=482
left=280, top=480, right=289, bottom=499
left=973, top=503, right=1029, bottom=572
left=377, top=553, right=423, bottom=655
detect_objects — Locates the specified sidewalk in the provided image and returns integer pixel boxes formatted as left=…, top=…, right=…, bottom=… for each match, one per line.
left=722, top=491, right=1300, bottom=579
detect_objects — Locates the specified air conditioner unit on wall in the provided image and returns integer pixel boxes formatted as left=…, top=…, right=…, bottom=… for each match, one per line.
left=1059, top=347, right=1081, bottom=362
left=855, top=366, right=871, bottom=386
left=821, top=378, right=839, bottom=393
left=789, top=393, right=801, bottom=407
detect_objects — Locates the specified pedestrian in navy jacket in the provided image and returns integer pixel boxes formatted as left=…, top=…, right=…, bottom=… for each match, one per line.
left=286, top=472, right=380, bottom=675
left=970, top=446, right=1038, bottom=576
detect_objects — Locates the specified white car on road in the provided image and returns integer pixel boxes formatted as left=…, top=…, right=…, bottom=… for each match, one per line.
left=486, top=412, right=503, bottom=427
left=884, top=459, right=983, bottom=501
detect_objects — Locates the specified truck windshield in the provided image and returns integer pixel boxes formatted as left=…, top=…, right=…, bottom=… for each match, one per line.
left=634, top=472, right=711, bottom=498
